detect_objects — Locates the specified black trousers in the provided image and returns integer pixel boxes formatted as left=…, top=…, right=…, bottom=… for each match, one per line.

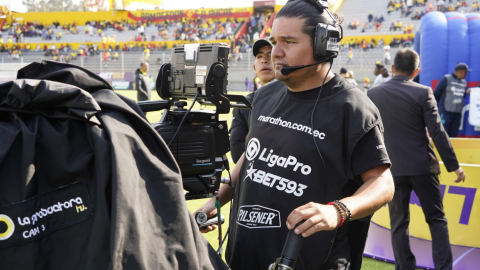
left=388, top=174, right=452, bottom=270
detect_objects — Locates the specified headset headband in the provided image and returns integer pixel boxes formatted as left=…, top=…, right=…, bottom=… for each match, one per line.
left=306, top=0, right=343, bottom=40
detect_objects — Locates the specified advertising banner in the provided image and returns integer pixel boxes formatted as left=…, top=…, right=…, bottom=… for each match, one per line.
left=122, top=0, right=161, bottom=6
left=96, top=71, right=134, bottom=82
left=111, top=81, right=132, bottom=90
left=128, top=7, right=253, bottom=22
left=95, top=72, right=134, bottom=90
left=469, top=88, right=480, bottom=127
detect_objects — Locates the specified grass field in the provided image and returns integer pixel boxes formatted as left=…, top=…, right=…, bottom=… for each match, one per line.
left=115, top=89, right=402, bottom=270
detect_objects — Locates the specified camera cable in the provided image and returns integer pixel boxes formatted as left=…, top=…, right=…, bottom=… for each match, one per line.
left=167, top=90, right=200, bottom=146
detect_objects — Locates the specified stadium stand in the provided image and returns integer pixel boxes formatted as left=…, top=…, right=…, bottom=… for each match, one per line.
left=0, top=19, right=239, bottom=44
left=338, top=0, right=479, bottom=36
left=3, top=1, right=478, bottom=78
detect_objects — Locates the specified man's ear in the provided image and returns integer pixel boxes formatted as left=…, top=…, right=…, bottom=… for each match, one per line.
left=253, top=64, right=256, bottom=72
left=391, top=65, right=395, bottom=76
left=412, top=67, right=420, bottom=79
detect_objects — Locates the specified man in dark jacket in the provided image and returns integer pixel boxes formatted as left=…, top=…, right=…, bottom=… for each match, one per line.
left=135, top=61, right=151, bottom=101
left=0, top=61, right=227, bottom=270
left=368, top=49, right=466, bottom=270
left=434, top=63, right=472, bottom=137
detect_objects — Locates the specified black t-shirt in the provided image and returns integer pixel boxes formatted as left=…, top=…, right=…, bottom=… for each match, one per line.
left=226, top=75, right=390, bottom=270
left=230, top=92, right=255, bottom=163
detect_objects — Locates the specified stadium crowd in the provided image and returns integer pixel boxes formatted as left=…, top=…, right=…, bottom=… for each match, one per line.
left=341, top=35, right=413, bottom=50
left=347, top=0, right=479, bottom=35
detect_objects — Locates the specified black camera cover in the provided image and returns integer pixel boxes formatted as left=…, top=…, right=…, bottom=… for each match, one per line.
left=0, top=61, right=227, bottom=270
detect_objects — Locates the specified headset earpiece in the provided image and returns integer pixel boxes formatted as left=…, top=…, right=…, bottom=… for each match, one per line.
left=313, top=23, right=340, bottom=61
left=310, top=0, right=341, bottom=61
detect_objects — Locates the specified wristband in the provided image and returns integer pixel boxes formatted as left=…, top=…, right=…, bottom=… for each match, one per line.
left=335, top=200, right=351, bottom=224
left=328, top=201, right=345, bottom=228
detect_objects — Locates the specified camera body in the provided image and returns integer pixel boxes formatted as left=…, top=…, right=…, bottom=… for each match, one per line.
left=152, top=106, right=230, bottom=200
left=159, top=43, right=230, bottom=99
left=139, top=43, right=251, bottom=200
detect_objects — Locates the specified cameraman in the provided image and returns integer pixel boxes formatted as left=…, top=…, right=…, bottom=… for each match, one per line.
left=230, top=39, right=275, bottom=163
left=197, top=1, right=394, bottom=269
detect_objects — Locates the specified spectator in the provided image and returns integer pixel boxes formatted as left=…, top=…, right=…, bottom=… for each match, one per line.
left=348, top=20, right=355, bottom=29
left=388, top=5, right=394, bottom=14
left=143, top=47, right=150, bottom=62
left=353, top=19, right=359, bottom=28
left=408, top=22, right=414, bottom=33
left=396, top=20, right=403, bottom=31
left=438, top=0, right=446, bottom=12
left=395, top=1, right=402, bottom=10
left=347, top=47, right=354, bottom=64
left=384, top=45, right=391, bottom=65
left=12, top=49, right=21, bottom=60
left=368, top=12, right=374, bottom=23
left=372, top=62, right=385, bottom=87
left=455, top=1, right=464, bottom=11
left=103, top=52, right=109, bottom=67
left=340, top=67, right=358, bottom=87
left=390, top=20, right=396, bottom=31
left=348, top=70, right=357, bottom=86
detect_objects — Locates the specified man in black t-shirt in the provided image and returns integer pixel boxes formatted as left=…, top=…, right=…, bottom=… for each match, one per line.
left=230, top=39, right=275, bottom=163
left=197, top=1, right=394, bottom=270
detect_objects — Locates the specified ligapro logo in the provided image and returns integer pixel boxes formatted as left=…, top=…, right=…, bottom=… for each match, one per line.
left=246, top=138, right=260, bottom=161
left=0, top=214, right=15, bottom=240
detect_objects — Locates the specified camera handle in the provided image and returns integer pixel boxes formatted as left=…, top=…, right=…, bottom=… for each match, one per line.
left=268, top=221, right=306, bottom=270
left=205, top=62, right=253, bottom=114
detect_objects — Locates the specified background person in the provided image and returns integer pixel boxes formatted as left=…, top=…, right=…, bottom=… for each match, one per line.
left=373, top=66, right=391, bottom=87
left=197, top=1, right=394, bottom=269
left=434, top=63, right=472, bottom=137
left=371, top=61, right=384, bottom=87
left=340, top=67, right=358, bottom=87
left=135, top=62, right=151, bottom=101
left=368, top=49, right=466, bottom=270
left=230, top=38, right=275, bottom=163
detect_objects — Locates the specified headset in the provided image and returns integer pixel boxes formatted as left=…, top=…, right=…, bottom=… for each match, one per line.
left=280, top=0, right=343, bottom=75
left=311, top=0, right=343, bottom=61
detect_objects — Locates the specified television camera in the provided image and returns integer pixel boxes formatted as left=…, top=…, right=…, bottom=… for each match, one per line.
left=138, top=43, right=252, bottom=201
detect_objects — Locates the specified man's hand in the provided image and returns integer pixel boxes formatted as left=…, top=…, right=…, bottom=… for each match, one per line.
left=466, top=88, right=471, bottom=95
left=454, top=167, right=466, bottom=183
left=286, top=202, right=340, bottom=237
left=194, top=200, right=218, bottom=233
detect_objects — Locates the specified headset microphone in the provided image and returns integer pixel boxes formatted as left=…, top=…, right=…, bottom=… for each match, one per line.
left=280, top=55, right=335, bottom=75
